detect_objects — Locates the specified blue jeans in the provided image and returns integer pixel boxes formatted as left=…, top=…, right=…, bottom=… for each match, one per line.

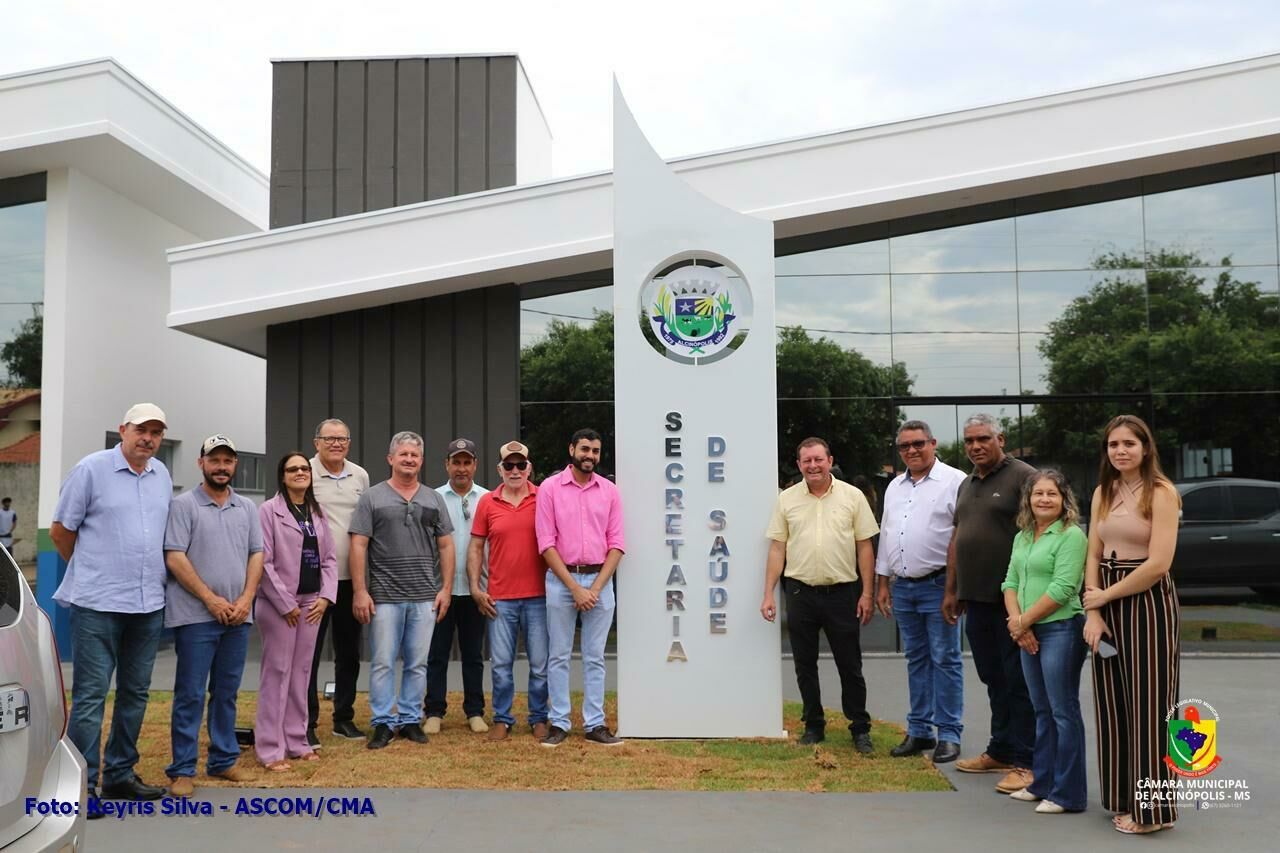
left=1022, top=615, right=1088, bottom=811
left=546, top=571, right=614, bottom=731
left=489, top=597, right=550, bottom=726
left=368, top=600, right=435, bottom=728
left=892, top=574, right=963, bottom=743
left=68, top=606, right=163, bottom=788
left=166, top=620, right=250, bottom=778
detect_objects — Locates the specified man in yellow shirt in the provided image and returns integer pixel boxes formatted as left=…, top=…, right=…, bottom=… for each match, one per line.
left=760, top=437, right=880, bottom=752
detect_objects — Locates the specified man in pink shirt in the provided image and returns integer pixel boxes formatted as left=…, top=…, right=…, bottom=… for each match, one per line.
left=534, top=428, right=626, bottom=747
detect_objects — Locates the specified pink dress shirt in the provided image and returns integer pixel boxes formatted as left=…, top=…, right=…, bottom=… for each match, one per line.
left=535, top=466, right=626, bottom=564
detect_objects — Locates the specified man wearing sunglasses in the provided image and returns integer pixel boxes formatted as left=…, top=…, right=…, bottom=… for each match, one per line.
left=308, top=418, right=370, bottom=745
left=468, top=441, right=549, bottom=742
left=424, top=438, right=490, bottom=735
left=875, top=420, right=967, bottom=764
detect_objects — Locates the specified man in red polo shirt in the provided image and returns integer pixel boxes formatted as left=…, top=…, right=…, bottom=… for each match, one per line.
left=467, top=441, right=549, bottom=741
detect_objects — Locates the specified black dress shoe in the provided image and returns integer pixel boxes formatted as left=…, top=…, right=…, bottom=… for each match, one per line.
left=932, top=741, right=961, bottom=763
left=798, top=728, right=825, bottom=745
left=398, top=722, right=429, bottom=744
left=99, top=774, right=166, bottom=800
left=889, top=735, right=937, bottom=757
left=307, top=728, right=322, bottom=750
left=333, top=720, right=365, bottom=739
left=852, top=732, right=874, bottom=754
left=367, top=724, right=395, bottom=750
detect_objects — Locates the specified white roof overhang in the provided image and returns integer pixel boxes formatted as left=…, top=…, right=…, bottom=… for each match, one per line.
left=167, top=53, right=1280, bottom=356
left=0, top=59, right=267, bottom=238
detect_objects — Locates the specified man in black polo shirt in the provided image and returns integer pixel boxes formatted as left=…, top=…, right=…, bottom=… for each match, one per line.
left=944, top=413, right=1037, bottom=794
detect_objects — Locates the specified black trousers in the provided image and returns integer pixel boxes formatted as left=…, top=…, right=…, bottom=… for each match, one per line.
left=784, top=577, right=870, bottom=735
left=308, top=579, right=361, bottom=728
left=964, top=599, right=1035, bottom=767
left=424, top=594, right=487, bottom=719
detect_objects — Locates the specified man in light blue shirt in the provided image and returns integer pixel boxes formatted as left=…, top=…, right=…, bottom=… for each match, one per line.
left=424, top=438, right=490, bottom=733
left=51, top=403, right=173, bottom=806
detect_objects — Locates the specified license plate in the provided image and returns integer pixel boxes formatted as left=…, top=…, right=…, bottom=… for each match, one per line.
left=0, top=685, right=30, bottom=732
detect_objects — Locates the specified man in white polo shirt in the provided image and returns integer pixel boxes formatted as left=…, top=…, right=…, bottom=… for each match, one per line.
left=308, top=418, right=370, bottom=745
left=876, top=419, right=966, bottom=764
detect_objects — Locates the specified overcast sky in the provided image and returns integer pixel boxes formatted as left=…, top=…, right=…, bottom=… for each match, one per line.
left=4, top=0, right=1279, bottom=178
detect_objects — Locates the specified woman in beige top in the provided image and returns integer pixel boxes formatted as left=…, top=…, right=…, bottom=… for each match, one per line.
left=1081, top=415, right=1181, bottom=835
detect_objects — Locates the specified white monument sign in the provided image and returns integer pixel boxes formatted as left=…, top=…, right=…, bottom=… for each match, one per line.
left=613, top=82, right=784, bottom=737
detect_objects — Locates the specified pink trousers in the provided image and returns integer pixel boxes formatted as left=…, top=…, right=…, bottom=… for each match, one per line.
left=255, top=593, right=321, bottom=764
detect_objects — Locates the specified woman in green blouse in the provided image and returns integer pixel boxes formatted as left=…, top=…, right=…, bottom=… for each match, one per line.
left=1001, top=469, right=1088, bottom=814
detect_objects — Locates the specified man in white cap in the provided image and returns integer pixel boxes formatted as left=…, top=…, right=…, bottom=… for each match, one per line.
left=51, top=403, right=173, bottom=809
left=162, top=435, right=263, bottom=795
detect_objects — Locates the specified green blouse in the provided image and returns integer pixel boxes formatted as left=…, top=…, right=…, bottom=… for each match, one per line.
left=1000, top=520, right=1086, bottom=624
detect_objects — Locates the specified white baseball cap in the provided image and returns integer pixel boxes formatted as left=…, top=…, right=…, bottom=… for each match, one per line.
left=123, top=403, right=168, bottom=427
left=200, top=434, right=238, bottom=456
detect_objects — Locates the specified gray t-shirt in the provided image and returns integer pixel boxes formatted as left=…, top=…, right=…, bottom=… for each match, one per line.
left=349, top=481, right=453, bottom=604
left=163, top=486, right=263, bottom=628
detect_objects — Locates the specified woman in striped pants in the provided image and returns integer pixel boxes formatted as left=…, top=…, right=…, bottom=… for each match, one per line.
left=1082, top=415, right=1182, bottom=835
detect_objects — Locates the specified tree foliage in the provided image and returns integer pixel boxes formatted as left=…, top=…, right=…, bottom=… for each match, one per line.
left=1030, top=250, right=1280, bottom=477
left=520, top=314, right=912, bottom=486
left=1, top=313, right=41, bottom=387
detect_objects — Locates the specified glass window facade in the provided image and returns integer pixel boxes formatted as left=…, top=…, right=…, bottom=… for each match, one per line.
left=0, top=195, right=46, bottom=388
left=518, top=157, right=1280, bottom=503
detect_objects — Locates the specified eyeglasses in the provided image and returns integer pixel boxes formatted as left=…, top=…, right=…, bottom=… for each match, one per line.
left=461, top=493, right=472, bottom=522
left=318, top=436, right=351, bottom=445
left=502, top=460, right=529, bottom=471
left=284, top=465, right=311, bottom=474
left=896, top=439, right=930, bottom=453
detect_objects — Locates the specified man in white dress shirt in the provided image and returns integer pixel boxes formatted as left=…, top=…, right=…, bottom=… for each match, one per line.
left=875, top=420, right=967, bottom=763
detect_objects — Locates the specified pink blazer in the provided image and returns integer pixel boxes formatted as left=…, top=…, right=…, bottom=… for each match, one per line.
left=258, top=494, right=338, bottom=614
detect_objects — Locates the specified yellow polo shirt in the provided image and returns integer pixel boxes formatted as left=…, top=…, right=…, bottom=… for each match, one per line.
left=766, top=478, right=880, bottom=585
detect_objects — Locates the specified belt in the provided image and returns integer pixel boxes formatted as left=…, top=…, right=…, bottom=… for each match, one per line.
left=565, top=563, right=603, bottom=574
left=784, top=578, right=856, bottom=593
left=897, top=567, right=946, bottom=583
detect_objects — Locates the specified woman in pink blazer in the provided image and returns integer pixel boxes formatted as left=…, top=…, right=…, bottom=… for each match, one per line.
left=256, top=452, right=338, bottom=770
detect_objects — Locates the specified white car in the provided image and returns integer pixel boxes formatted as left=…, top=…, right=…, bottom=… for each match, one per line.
left=0, top=545, right=87, bottom=851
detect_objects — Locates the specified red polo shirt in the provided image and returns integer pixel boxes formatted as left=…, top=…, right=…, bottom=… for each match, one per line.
left=471, top=483, right=546, bottom=600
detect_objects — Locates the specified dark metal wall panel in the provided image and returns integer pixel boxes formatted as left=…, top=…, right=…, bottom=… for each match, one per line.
left=487, top=57, right=518, bottom=189
left=421, top=296, right=456, bottom=470
left=265, top=323, right=301, bottom=473
left=334, top=62, right=367, bottom=217
left=364, top=60, right=398, bottom=214
left=395, top=60, right=427, bottom=206
left=269, top=63, right=305, bottom=228
left=360, top=306, right=393, bottom=480
left=0, top=172, right=47, bottom=207
left=456, top=58, right=489, bottom=194
left=298, top=316, right=333, bottom=451
left=271, top=55, right=520, bottom=226
left=483, top=285, right=520, bottom=473
left=265, top=287, right=520, bottom=488
left=426, top=59, right=457, bottom=200
left=303, top=62, right=336, bottom=222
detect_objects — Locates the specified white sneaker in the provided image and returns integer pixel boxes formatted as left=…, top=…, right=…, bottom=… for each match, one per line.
left=1009, top=788, right=1041, bottom=802
left=468, top=716, right=489, bottom=733
left=424, top=716, right=443, bottom=734
left=1036, top=800, right=1066, bottom=814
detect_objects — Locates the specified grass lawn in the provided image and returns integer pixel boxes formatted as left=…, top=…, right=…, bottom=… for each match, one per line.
left=109, top=691, right=951, bottom=794
left=1180, top=620, right=1280, bottom=642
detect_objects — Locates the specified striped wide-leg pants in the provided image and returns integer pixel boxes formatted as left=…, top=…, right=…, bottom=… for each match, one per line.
left=1091, top=557, right=1180, bottom=826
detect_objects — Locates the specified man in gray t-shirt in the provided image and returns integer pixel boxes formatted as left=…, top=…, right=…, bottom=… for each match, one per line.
left=162, top=435, right=263, bottom=793
left=350, top=431, right=455, bottom=749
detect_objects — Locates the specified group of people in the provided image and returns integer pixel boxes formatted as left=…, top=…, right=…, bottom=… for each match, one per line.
left=49, top=402, right=1181, bottom=835
left=764, top=413, right=1181, bottom=835
left=50, top=405, right=625, bottom=815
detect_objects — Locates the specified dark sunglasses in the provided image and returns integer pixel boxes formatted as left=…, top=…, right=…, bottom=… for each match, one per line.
left=896, top=439, right=930, bottom=453
left=284, top=465, right=311, bottom=474
left=502, top=460, right=529, bottom=471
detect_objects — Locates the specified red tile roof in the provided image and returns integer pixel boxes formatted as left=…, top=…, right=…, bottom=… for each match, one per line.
left=0, top=432, right=40, bottom=464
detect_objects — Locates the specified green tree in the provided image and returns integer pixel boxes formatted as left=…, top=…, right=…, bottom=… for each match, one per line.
left=1030, top=250, right=1280, bottom=480
left=1, top=313, right=41, bottom=387
left=520, top=315, right=913, bottom=486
